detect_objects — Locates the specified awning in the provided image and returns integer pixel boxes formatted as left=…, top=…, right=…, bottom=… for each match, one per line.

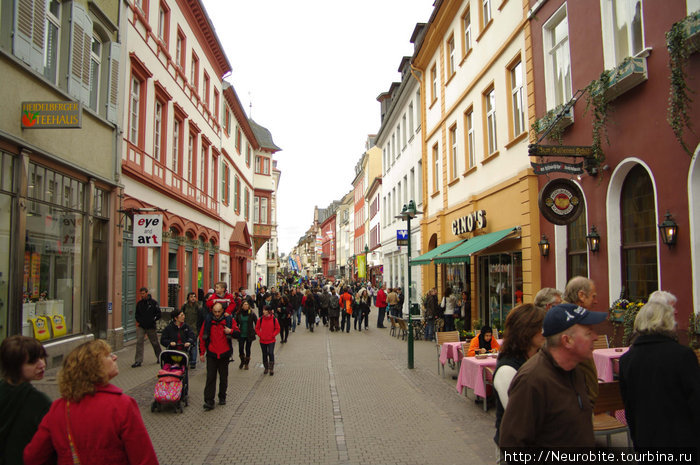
left=432, top=227, right=520, bottom=265
left=410, top=238, right=467, bottom=266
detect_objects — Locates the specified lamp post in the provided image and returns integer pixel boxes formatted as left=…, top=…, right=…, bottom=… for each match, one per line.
left=396, top=200, right=422, bottom=369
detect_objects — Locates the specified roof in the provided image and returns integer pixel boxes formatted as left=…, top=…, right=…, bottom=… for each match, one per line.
left=248, top=119, right=281, bottom=153
left=186, top=0, right=232, bottom=77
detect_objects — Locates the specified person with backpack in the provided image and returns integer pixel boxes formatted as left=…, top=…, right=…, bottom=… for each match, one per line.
left=303, top=290, right=317, bottom=332
left=276, top=295, right=293, bottom=343
left=318, top=287, right=330, bottom=327
left=356, top=288, right=371, bottom=331
left=234, top=301, right=257, bottom=370
left=199, top=302, right=240, bottom=410
left=255, top=305, right=280, bottom=375
left=328, top=287, right=341, bottom=332
left=339, top=287, right=353, bottom=333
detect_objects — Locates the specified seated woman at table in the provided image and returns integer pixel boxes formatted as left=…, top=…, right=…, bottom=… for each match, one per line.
left=466, top=325, right=501, bottom=356
left=492, top=304, right=545, bottom=446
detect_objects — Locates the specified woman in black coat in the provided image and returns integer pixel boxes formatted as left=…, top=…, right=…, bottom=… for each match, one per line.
left=619, top=297, right=700, bottom=449
left=234, top=301, right=258, bottom=369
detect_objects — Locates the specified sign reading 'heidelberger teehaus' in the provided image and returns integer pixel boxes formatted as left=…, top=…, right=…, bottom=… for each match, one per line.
left=21, top=101, right=82, bottom=129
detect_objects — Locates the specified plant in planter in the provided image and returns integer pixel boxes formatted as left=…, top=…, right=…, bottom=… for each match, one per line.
left=531, top=102, right=574, bottom=145
left=584, top=68, right=614, bottom=166
left=666, top=10, right=699, bottom=157
left=688, top=312, right=700, bottom=351
left=608, top=298, right=629, bottom=346
left=622, top=300, right=645, bottom=346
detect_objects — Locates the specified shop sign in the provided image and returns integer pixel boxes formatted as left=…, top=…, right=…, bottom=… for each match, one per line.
left=21, top=101, right=82, bottom=129
left=452, top=210, right=487, bottom=236
left=133, top=214, right=163, bottom=246
left=396, top=229, right=408, bottom=246
left=538, top=179, right=584, bottom=225
left=528, top=144, right=593, bottom=157
left=531, top=161, right=584, bottom=175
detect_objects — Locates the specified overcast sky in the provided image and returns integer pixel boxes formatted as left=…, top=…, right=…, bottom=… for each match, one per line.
left=201, top=1, right=435, bottom=255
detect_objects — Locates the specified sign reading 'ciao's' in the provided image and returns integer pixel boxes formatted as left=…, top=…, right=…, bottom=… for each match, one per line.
left=452, top=210, right=487, bottom=236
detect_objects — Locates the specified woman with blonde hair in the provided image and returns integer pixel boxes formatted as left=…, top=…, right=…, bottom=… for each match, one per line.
left=24, top=340, right=158, bottom=465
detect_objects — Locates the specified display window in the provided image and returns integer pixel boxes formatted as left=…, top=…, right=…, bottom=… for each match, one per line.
left=478, top=252, right=522, bottom=331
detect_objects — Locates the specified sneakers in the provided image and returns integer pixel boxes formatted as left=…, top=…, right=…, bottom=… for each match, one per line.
left=203, top=402, right=215, bottom=411
left=131, top=362, right=141, bottom=368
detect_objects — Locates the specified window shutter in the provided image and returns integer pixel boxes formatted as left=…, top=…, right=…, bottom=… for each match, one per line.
left=68, top=2, right=93, bottom=105
left=107, top=42, right=121, bottom=123
left=13, top=0, right=46, bottom=73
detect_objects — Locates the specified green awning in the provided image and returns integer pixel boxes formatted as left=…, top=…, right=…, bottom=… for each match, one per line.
left=410, top=238, right=467, bottom=266
left=432, top=227, right=520, bottom=265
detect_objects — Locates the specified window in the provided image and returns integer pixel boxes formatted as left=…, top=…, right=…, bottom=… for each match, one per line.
left=402, top=114, right=407, bottom=147
left=447, top=35, right=456, bottom=77
left=220, top=161, right=229, bottom=205
left=396, top=126, right=401, bottom=156
left=601, top=0, right=644, bottom=68
left=157, top=2, right=169, bottom=46
left=263, top=157, right=270, bottom=175
left=234, top=176, right=240, bottom=212
left=203, top=72, right=210, bottom=108
left=213, top=89, right=219, bottom=121
left=176, top=29, right=185, bottom=70
left=199, top=142, right=207, bottom=191
left=224, top=106, right=231, bottom=135
left=408, top=102, right=414, bottom=134
left=482, top=0, right=492, bottom=28
left=187, top=132, right=195, bottom=183
left=432, top=143, right=439, bottom=192
left=465, top=108, right=475, bottom=169
left=261, top=197, right=268, bottom=224
left=462, top=7, right=472, bottom=57
left=129, top=77, right=141, bottom=144
left=235, top=126, right=241, bottom=153
left=255, top=156, right=261, bottom=173
left=172, top=117, right=182, bottom=173
left=484, top=87, right=497, bottom=155
left=543, top=5, right=572, bottom=109
left=244, top=187, right=250, bottom=220
left=430, top=65, right=437, bottom=103
left=153, top=99, right=163, bottom=161
left=410, top=169, right=415, bottom=204
left=416, top=90, right=422, bottom=128
left=509, top=61, right=525, bottom=137
left=620, top=165, right=657, bottom=300
left=449, top=125, right=458, bottom=180
left=89, top=36, right=101, bottom=112
left=391, top=135, right=395, bottom=163
left=254, top=196, right=259, bottom=223
left=44, top=1, right=61, bottom=83
left=190, top=52, right=199, bottom=90
left=246, top=144, right=251, bottom=166
left=403, top=175, right=408, bottom=205
left=417, top=160, right=423, bottom=204
left=567, top=207, right=588, bottom=280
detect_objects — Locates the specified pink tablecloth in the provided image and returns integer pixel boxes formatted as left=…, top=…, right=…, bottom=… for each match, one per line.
left=439, top=342, right=464, bottom=366
left=456, top=355, right=497, bottom=398
left=593, top=347, right=629, bottom=382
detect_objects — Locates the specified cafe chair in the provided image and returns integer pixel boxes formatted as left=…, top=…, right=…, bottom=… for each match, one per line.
left=593, top=381, right=631, bottom=447
left=397, top=318, right=409, bottom=340
left=389, top=316, right=398, bottom=337
left=593, top=334, right=610, bottom=350
left=482, top=366, right=495, bottom=412
left=435, top=331, right=460, bottom=376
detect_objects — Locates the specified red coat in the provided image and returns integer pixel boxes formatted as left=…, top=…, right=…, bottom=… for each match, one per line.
left=24, top=384, right=158, bottom=465
left=206, top=292, right=236, bottom=315
left=376, top=289, right=387, bottom=308
left=255, top=315, right=280, bottom=344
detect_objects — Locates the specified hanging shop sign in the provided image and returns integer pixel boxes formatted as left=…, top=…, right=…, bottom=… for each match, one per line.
left=21, top=101, right=82, bottom=129
left=531, top=161, right=584, bottom=175
left=133, top=214, right=163, bottom=246
left=396, top=229, right=408, bottom=246
left=538, top=179, right=584, bottom=225
left=452, top=210, right=487, bottom=236
left=528, top=144, right=594, bottom=157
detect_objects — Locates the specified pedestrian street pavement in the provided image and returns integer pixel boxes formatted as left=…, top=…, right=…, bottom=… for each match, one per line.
left=34, top=318, right=504, bottom=465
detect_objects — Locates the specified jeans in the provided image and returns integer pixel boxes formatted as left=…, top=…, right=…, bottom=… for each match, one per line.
left=377, top=307, right=386, bottom=327
left=341, top=312, right=351, bottom=332
left=296, top=306, right=303, bottom=325
left=260, top=342, right=275, bottom=365
left=134, top=326, right=161, bottom=364
left=238, top=338, right=253, bottom=359
left=279, top=319, right=290, bottom=341
left=204, top=354, right=229, bottom=404
left=188, top=340, right=198, bottom=368
left=360, top=312, right=369, bottom=329
left=424, top=319, right=436, bottom=341
left=444, top=314, right=455, bottom=332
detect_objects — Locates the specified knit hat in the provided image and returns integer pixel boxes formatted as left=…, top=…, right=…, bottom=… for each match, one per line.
left=542, top=303, right=607, bottom=337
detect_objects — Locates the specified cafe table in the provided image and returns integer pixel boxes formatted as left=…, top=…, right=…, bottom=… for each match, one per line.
left=593, top=347, right=629, bottom=382
left=439, top=341, right=464, bottom=367
left=456, top=354, right=498, bottom=403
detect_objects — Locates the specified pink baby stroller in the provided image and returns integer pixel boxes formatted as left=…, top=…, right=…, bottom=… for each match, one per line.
left=151, top=349, right=189, bottom=413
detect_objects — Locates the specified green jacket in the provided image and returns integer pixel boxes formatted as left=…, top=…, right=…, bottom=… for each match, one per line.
left=0, top=379, right=52, bottom=465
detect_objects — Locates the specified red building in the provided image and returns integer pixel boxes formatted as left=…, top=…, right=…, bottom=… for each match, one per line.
left=320, top=214, right=337, bottom=279
left=528, top=0, right=700, bottom=341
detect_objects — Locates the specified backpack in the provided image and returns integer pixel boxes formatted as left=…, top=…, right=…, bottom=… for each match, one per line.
left=201, top=314, right=238, bottom=350
left=329, top=295, right=340, bottom=310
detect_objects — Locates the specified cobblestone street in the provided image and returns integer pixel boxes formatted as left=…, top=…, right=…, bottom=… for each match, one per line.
left=36, top=320, right=498, bottom=465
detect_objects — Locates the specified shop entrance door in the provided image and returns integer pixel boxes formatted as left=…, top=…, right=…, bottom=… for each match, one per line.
left=122, top=230, right=137, bottom=341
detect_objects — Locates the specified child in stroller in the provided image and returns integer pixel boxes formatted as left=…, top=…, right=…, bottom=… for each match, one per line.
left=153, top=309, right=195, bottom=412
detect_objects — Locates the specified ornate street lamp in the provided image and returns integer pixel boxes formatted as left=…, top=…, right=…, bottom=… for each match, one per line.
left=658, top=211, right=678, bottom=247
left=395, top=200, right=422, bottom=369
left=537, top=234, right=550, bottom=257
left=586, top=225, right=601, bottom=253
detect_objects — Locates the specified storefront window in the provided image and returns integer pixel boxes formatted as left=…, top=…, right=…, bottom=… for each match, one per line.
left=478, top=252, right=522, bottom=331
left=567, top=208, right=588, bottom=280
left=0, top=193, right=11, bottom=342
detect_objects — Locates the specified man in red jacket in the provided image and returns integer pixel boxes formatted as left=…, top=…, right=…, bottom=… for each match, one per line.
left=206, top=282, right=236, bottom=315
left=375, top=284, right=387, bottom=329
left=199, top=302, right=239, bottom=410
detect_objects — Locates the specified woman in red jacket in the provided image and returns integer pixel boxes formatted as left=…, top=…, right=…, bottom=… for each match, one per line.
left=24, top=340, right=158, bottom=465
left=255, top=305, right=280, bottom=376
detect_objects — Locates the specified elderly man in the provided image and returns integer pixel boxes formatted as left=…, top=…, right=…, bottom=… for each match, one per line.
left=499, top=303, right=607, bottom=448
left=563, top=276, right=600, bottom=405
left=533, top=287, right=562, bottom=311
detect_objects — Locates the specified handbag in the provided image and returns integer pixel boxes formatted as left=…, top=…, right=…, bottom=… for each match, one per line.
left=65, top=401, right=82, bottom=465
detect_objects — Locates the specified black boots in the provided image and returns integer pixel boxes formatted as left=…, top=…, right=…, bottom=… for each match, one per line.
left=244, top=357, right=250, bottom=370
left=263, top=361, right=269, bottom=375
left=239, top=358, right=245, bottom=369
left=269, top=362, right=274, bottom=376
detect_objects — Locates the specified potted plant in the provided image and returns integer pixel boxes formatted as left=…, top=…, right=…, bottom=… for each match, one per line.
left=622, top=300, right=645, bottom=346
left=608, top=298, right=629, bottom=346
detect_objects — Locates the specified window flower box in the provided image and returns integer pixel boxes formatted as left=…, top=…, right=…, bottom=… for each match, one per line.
left=591, top=56, right=648, bottom=102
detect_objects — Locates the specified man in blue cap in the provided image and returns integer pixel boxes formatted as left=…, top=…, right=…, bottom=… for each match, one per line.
left=499, top=302, right=607, bottom=449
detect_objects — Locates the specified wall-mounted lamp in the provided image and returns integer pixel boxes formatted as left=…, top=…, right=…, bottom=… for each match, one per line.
left=538, top=234, right=550, bottom=257
left=586, top=225, right=601, bottom=253
left=658, top=211, right=678, bottom=247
